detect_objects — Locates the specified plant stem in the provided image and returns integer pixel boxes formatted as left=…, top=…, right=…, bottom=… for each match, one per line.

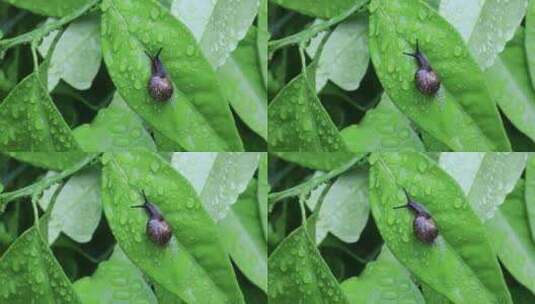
left=0, top=0, right=101, bottom=52
left=268, top=1, right=368, bottom=54
left=0, top=154, right=100, bottom=212
left=268, top=155, right=364, bottom=212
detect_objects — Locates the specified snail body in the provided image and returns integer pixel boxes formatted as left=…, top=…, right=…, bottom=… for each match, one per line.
left=132, top=191, right=172, bottom=246
left=146, top=48, right=173, bottom=102
left=404, top=42, right=440, bottom=96
left=393, top=189, right=438, bottom=244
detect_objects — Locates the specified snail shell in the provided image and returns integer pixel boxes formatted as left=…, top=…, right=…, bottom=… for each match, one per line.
left=394, top=189, right=438, bottom=244
left=146, top=48, right=173, bottom=102
left=404, top=41, right=441, bottom=96
left=132, top=191, right=172, bottom=246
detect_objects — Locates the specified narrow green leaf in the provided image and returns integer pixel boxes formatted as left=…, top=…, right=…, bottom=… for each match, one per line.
left=73, top=92, right=156, bottom=152
left=341, top=247, right=425, bottom=304
left=38, top=14, right=101, bottom=91
left=0, top=72, right=80, bottom=151
left=219, top=180, right=267, bottom=292
left=439, top=0, right=527, bottom=69
left=368, top=0, right=511, bottom=151
left=257, top=153, right=268, bottom=240
left=46, top=168, right=102, bottom=244
left=439, top=152, right=527, bottom=220
left=257, top=0, right=268, bottom=88
left=101, top=151, right=244, bottom=303
left=340, top=95, right=425, bottom=152
left=487, top=180, right=535, bottom=294
left=73, top=247, right=158, bottom=304
left=273, top=152, right=359, bottom=171
left=270, top=0, right=366, bottom=19
left=369, top=152, right=512, bottom=304
left=525, top=154, right=535, bottom=241
left=171, top=152, right=260, bottom=221
left=5, top=152, right=87, bottom=171
left=268, top=226, right=350, bottom=303
left=101, top=0, right=243, bottom=151
left=268, top=70, right=348, bottom=151
left=218, top=27, right=267, bottom=140
left=0, top=227, right=82, bottom=303
left=485, top=28, right=535, bottom=143
left=170, top=0, right=259, bottom=68
left=3, top=0, right=90, bottom=17
left=526, top=0, right=535, bottom=90
left=306, top=15, right=369, bottom=92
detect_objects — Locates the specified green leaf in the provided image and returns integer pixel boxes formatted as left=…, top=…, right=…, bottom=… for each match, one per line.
left=257, top=153, right=268, bottom=240
left=368, top=0, right=511, bottom=151
left=484, top=28, right=535, bottom=143
left=270, top=0, right=366, bottom=19
left=526, top=0, right=535, bottom=90
left=525, top=154, right=535, bottom=241
left=341, top=247, right=425, bottom=304
left=369, top=152, right=512, bottom=304
left=306, top=168, right=369, bottom=244
left=439, top=0, right=527, bottom=69
left=340, top=95, right=425, bottom=152
left=0, top=227, right=82, bottom=303
left=306, top=15, right=369, bottom=92
left=268, top=70, right=348, bottom=151
left=219, top=179, right=267, bottom=292
left=73, top=246, right=158, bottom=304
left=38, top=14, right=101, bottom=91
left=101, top=0, right=243, bottom=151
left=171, top=152, right=260, bottom=221
left=0, top=71, right=80, bottom=151
left=170, top=0, right=259, bottom=68
left=3, top=0, right=90, bottom=17
left=46, top=167, right=102, bottom=244
left=268, top=226, right=350, bottom=303
left=273, top=152, right=359, bottom=171
left=257, top=0, right=268, bottom=88
left=5, top=152, right=87, bottom=171
left=217, top=27, right=267, bottom=140
left=439, top=152, right=527, bottom=220
left=101, top=151, right=244, bottom=303
left=487, top=180, right=535, bottom=294
left=73, top=92, right=157, bottom=152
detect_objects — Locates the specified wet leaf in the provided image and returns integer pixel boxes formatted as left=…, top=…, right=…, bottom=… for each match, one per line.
left=439, top=152, right=527, bottom=220
left=341, top=247, right=425, bottom=303
left=219, top=180, right=267, bottom=292
left=170, top=0, right=259, bottom=68
left=0, top=72, right=80, bottom=151
left=3, top=0, right=91, bottom=17
left=368, top=0, right=511, bottom=151
left=101, top=151, right=244, bottom=303
left=369, top=152, right=512, bottom=304
left=73, top=246, right=158, bottom=304
left=0, top=227, right=82, bottom=303
left=270, top=0, right=366, bottom=19
left=101, top=0, right=243, bottom=151
left=171, top=152, right=260, bottom=221
left=73, top=92, right=156, bottom=152
left=268, top=70, right=348, bottom=152
left=268, top=226, right=350, bottom=303
left=341, top=95, right=425, bottom=152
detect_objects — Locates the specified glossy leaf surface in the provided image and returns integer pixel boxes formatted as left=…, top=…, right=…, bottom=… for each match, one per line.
left=101, top=0, right=243, bottom=151
left=0, top=72, right=80, bottom=151
left=368, top=0, right=510, bottom=151
left=270, top=0, right=365, bottom=19
left=268, top=226, right=350, bottom=303
left=369, top=152, right=512, bottom=304
left=273, top=152, right=359, bottom=171
left=101, top=151, right=244, bottom=303
left=3, top=0, right=90, bottom=17
left=5, top=152, right=87, bottom=171
left=0, top=227, right=82, bottom=303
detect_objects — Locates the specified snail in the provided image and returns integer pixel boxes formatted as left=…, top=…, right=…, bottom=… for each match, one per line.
left=131, top=191, right=172, bottom=246
left=393, top=189, right=438, bottom=244
left=145, top=48, right=173, bottom=101
left=403, top=41, right=440, bottom=96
